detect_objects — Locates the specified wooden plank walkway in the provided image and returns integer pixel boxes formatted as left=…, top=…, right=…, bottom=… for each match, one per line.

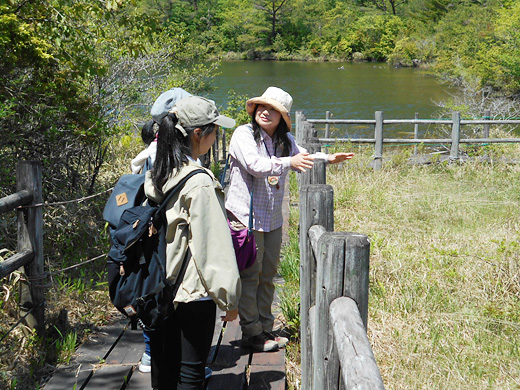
left=43, top=171, right=291, bottom=390
left=43, top=307, right=286, bottom=390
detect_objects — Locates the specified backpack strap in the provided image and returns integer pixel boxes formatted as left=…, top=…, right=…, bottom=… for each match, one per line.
left=142, top=156, right=153, bottom=173
left=140, top=247, right=192, bottom=304
left=156, top=168, right=210, bottom=214
left=154, top=168, right=210, bottom=293
left=219, top=153, right=230, bottom=188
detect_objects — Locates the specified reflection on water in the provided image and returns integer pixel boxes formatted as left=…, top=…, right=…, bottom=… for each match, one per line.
left=209, top=61, right=455, bottom=138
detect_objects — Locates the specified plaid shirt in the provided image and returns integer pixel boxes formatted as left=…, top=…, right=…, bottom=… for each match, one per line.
left=225, top=125, right=304, bottom=232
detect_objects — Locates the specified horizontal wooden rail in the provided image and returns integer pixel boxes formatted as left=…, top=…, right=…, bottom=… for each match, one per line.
left=0, top=249, right=35, bottom=279
left=318, top=137, right=520, bottom=144
left=0, top=190, right=33, bottom=214
left=309, top=119, right=520, bottom=125
left=298, top=110, right=520, bottom=171
left=330, top=297, right=384, bottom=390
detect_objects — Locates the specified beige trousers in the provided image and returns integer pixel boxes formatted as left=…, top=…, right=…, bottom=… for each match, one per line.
left=238, top=227, right=283, bottom=337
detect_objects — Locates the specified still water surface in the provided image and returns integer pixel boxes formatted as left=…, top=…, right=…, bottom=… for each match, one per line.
left=210, top=61, right=455, bottom=138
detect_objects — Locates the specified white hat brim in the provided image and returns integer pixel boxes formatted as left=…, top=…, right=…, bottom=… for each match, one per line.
left=246, top=97, right=292, bottom=129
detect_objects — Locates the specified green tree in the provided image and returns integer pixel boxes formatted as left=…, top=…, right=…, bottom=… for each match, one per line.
left=255, top=0, right=291, bottom=45
left=492, top=2, right=520, bottom=94
left=370, top=0, right=408, bottom=15
left=432, top=5, right=500, bottom=90
left=307, top=2, right=361, bottom=58
left=212, top=0, right=267, bottom=54
left=0, top=0, right=215, bottom=198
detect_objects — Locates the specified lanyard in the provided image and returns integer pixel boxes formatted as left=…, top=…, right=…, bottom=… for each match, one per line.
left=262, top=139, right=277, bottom=158
left=263, top=139, right=280, bottom=189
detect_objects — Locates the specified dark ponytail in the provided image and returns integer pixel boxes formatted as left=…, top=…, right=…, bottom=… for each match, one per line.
left=151, top=113, right=216, bottom=194
left=251, top=106, right=292, bottom=157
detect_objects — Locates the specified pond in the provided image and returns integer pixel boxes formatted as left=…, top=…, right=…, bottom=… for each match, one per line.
left=210, top=61, right=456, bottom=138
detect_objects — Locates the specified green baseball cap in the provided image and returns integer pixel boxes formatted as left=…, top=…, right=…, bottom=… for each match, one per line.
left=174, top=96, right=236, bottom=130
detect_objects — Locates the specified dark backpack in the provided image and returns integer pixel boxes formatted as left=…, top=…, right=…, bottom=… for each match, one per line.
left=107, top=169, right=207, bottom=331
left=103, top=158, right=152, bottom=228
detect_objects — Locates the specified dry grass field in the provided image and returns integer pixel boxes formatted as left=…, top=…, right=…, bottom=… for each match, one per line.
left=281, top=144, right=520, bottom=389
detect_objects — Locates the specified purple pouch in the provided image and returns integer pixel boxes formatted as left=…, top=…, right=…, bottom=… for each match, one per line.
left=228, top=220, right=257, bottom=271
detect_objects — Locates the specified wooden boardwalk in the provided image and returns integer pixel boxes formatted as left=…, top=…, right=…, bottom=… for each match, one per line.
left=43, top=173, right=291, bottom=390
left=43, top=304, right=286, bottom=390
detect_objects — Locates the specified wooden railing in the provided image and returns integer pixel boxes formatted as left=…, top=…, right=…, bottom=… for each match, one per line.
left=0, top=161, right=44, bottom=334
left=298, top=158, right=384, bottom=388
left=296, top=111, right=520, bottom=170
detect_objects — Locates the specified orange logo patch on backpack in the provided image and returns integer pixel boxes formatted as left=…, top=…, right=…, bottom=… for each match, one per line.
left=116, top=192, right=128, bottom=206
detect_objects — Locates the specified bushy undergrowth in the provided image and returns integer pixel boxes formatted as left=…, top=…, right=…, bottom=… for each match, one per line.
left=0, top=134, right=144, bottom=389
left=280, top=142, right=520, bottom=389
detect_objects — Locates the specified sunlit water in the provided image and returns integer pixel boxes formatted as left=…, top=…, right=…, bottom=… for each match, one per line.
left=210, top=61, right=455, bottom=138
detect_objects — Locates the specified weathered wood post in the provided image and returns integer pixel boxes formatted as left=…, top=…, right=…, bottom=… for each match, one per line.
left=325, top=111, right=331, bottom=139
left=222, top=129, right=227, bottom=162
left=330, top=297, right=384, bottom=390
left=295, top=110, right=305, bottom=145
left=342, top=233, right=370, bottom=326
left=313, top=232, right=370, bottom=389
left=324, top=111, right=331, bottom=153
left=414, top=112, right=419, bottom=156
left=483, top=109, right=490, bottom=138
left=213, top=130, right=220, bottom=163
left=299, top=185, right=334, bottom=390
left=16, top=161, right=45, bottom=334
left=298, top=111, right=326, bottom=186
left=374, top=111, right=384, bottom=171
left=450, top=111, right=461, bottom=161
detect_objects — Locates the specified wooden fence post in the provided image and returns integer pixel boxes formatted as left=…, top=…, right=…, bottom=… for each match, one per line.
left=450, top=111, right=461, bottom=161
left=295, top=110, right=305, bottom=145
left=324, top=111, right=331, bottom=153
left=299, top=113, right=326, bottom=186
left=483, top=109, right=490, bottom=138
left=414, top=112, right=419, bottom=156
left=16, top=161, right=45, bottom=334
left=325, top=111, right=331, bottom=139
left=313, top=232, right=370, bottom=389
left=222, top=129, right=227, bottom=161
left=311, top=160, right=327, bottom=186
left=299, top=185, right=334, bottom=390
left=374, top=111, right=384, bottom=171
left=343, top=233, right=371, bottom=327
left=300, top=147, right=326, bottom=187
left=313, top=232, right=346, bottom=390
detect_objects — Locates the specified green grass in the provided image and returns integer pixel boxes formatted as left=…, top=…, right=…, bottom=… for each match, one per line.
left=279, top=145, right=520, bottom=389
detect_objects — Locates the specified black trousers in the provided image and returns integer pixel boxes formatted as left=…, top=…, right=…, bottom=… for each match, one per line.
left=149, top=300, right=216, bottom=390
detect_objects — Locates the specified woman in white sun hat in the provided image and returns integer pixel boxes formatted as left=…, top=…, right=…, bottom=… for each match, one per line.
left=225, top=86, right=354, bottom=352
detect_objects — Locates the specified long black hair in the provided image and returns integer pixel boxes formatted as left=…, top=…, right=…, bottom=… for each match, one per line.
left=151, top=113, right=215, bottom=194
left=251, top=105, right=292, bottom=157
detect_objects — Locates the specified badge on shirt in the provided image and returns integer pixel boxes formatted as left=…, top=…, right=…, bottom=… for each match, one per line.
left=268, top=176, right=280, bottom=189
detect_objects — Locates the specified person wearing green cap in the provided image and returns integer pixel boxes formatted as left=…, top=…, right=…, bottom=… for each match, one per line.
left=144, top=96, right=241, bottom=390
